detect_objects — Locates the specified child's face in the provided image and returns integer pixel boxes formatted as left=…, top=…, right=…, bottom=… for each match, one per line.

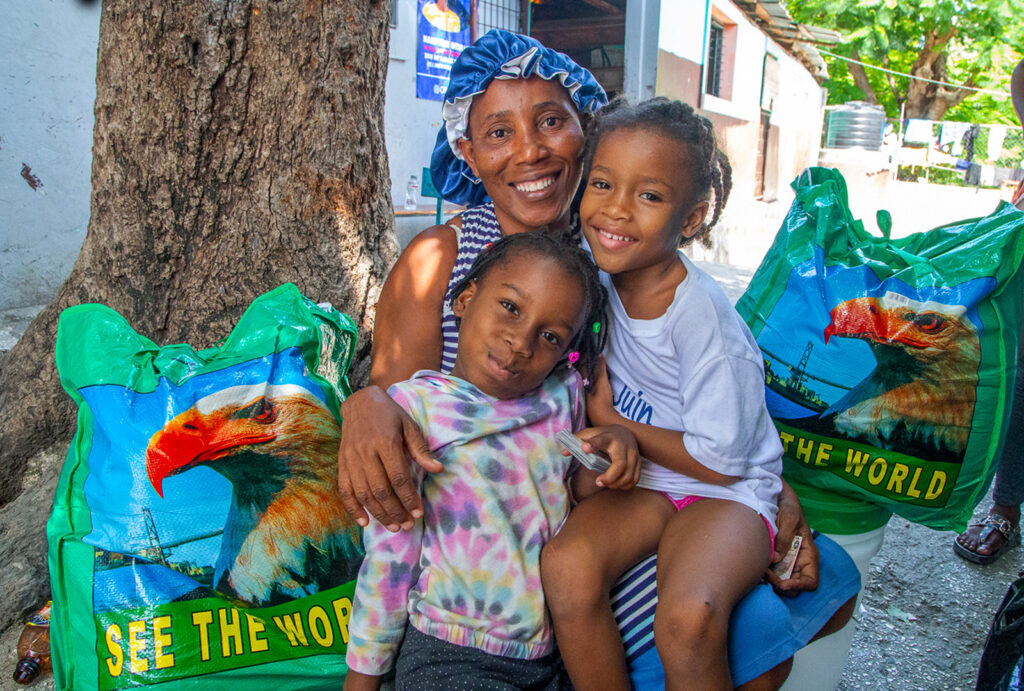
left=457, top=76, right=585, bottom=236
left=580, top=128, right=708, bottom=277
left=451, top=252, right=585, bottom=400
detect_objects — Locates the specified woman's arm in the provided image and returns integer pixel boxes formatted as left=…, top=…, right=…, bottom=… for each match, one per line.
left=370, top=224, right=459, bottom=387
left=337, top=224, right=458, bottom=529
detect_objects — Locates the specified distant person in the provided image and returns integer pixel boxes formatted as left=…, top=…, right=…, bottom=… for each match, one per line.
left=954, top=57, right=1024, bottom=564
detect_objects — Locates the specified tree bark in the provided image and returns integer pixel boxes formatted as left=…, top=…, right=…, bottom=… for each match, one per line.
left=848, top=50, right=879, bottom=105
left=904, top=28, right=975, bottom=120
left=0, top=0, right=398, bottom=507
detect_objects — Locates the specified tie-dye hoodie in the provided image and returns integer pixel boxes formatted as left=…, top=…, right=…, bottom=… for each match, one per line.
left=346, top=368, right=584, bottom=676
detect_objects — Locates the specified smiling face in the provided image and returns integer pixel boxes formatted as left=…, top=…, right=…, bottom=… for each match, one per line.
left=581, top=128, right=708, bottom=280
left=451, top=251, right=586, bottom=400
left=457, top=76, right=585, bottom=236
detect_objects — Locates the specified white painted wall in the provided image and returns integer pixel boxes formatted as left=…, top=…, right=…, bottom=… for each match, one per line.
left=769, top=45, right=827, bottom=187
left=658, top=0, right=708, bottom=64
left=1, top=0, right=100, bottom=311
left=384, top=0, right=452, bottom=208
left=699, top=0, right=768, bottom=123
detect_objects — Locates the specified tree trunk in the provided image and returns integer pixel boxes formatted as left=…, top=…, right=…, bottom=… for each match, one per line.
left=0, top=0, right=397, bottom=506
left=904, top=30, right=974, bottom=120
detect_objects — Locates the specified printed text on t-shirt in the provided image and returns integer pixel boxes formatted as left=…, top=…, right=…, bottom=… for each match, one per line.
left=613, top=382, right=654, bottom=424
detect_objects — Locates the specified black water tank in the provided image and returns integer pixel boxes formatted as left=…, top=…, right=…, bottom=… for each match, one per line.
left=825, top=102, right=886, bottom=151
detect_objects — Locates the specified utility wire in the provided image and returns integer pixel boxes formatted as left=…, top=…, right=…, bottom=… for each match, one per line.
left=818, top=49, right=1010, bottom=97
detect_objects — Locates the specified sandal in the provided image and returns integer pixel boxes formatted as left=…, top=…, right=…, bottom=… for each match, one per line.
left=954, top=513, right=1021, bottom=565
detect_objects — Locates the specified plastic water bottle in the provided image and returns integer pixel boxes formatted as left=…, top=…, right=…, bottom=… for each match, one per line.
left=404, top=174, right=419, bottom=210
left=13, top=602, right=51, bottom=685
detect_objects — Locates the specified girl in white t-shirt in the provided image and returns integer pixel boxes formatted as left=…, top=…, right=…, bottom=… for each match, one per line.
left=540, top=98, right=784, bottom=690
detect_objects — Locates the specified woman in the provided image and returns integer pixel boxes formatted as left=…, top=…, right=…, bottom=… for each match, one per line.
left=338, top=30, right=857, bottom=689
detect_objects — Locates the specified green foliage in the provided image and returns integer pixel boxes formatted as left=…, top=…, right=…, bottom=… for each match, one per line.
left=896, top=165, right=969, bottom=187
left=788, top=0, right=1023, bottom=123
left=945, top=94, right=1017, bottom=126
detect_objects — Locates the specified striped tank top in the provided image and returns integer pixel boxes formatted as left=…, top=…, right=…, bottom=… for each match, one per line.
left=439, top=203, right=503, bottom=374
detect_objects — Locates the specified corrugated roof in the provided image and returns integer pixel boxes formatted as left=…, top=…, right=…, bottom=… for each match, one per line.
left=731, top=0, right=840, bottom=82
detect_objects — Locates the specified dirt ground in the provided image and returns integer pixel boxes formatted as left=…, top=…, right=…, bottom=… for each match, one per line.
left=837, top=503, right=1020, bottom=691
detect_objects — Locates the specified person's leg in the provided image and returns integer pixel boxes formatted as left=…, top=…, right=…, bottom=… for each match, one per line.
left=736, top=659, right=793, bottom=691
left=653, top=498, right=770, bottom=691
left=956, top=348, right=1024, bottom=560
left=989, top=358, right=1024, bottom=529
left=993, top=354, right=1024, bottom=508
left=541, top=488, right=674, bottom=691
left=624, top=532, right=864, bottom=691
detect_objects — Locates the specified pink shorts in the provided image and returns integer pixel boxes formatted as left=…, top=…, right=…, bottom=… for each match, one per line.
left=664, top=493, right=776, bottom=556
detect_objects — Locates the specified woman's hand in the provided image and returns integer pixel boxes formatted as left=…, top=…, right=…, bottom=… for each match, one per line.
left=337, top=386, right=444, bottom=531
left=576, top=425, right=640, bottom=490
left=584, top=357, right=618, bottom=426
left=764, top=480, right=820, bottom=594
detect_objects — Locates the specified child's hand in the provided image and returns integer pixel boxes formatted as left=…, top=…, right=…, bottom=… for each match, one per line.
left=577, top=425, right=640, bottom=490
left=584, top=357, right=618, bottom=426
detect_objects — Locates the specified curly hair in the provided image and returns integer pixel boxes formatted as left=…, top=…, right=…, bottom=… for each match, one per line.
left=450, top=232, right=607, bottom=390
left=583, top=96, right=733, bottom=248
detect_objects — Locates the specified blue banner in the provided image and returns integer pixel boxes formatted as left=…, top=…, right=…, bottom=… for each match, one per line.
left=416, top=0, right=470, bottom=101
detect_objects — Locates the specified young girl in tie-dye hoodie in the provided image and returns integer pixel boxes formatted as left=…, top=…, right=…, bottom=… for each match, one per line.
left=344, top=233, right=640, bottom=691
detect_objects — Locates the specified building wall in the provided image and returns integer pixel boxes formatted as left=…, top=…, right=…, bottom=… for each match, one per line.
left=655, top=50, right=701, bottom=106
left=1, top=0, right=101, bottom=311
left=654, top=0, right=824, bottom=205
left=768, top=46, right=826, bottom=192
left=657, top=1, right=707, bottom=65
left=384, top=0, right=455, bottom=209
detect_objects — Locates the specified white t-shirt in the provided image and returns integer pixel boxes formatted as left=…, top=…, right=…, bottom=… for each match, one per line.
left=602, top=253, right=783, bottom=529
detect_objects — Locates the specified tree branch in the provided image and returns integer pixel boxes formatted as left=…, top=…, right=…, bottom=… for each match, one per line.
left=881, top=54, right=902, bottom=107
left=848, top=50, right=879, bottom=104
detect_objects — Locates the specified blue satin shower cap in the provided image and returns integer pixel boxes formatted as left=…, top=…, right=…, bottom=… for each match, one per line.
left=429, top=29, right=608, bottom=207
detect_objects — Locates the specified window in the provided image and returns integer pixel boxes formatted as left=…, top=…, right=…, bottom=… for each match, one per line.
left=705, top=22, right=723, bottom=97
left=476, top=0, right=521, bottom=36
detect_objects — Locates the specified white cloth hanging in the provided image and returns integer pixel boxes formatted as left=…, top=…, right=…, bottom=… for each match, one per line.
left=988, top=125, right=1009, bottom=161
